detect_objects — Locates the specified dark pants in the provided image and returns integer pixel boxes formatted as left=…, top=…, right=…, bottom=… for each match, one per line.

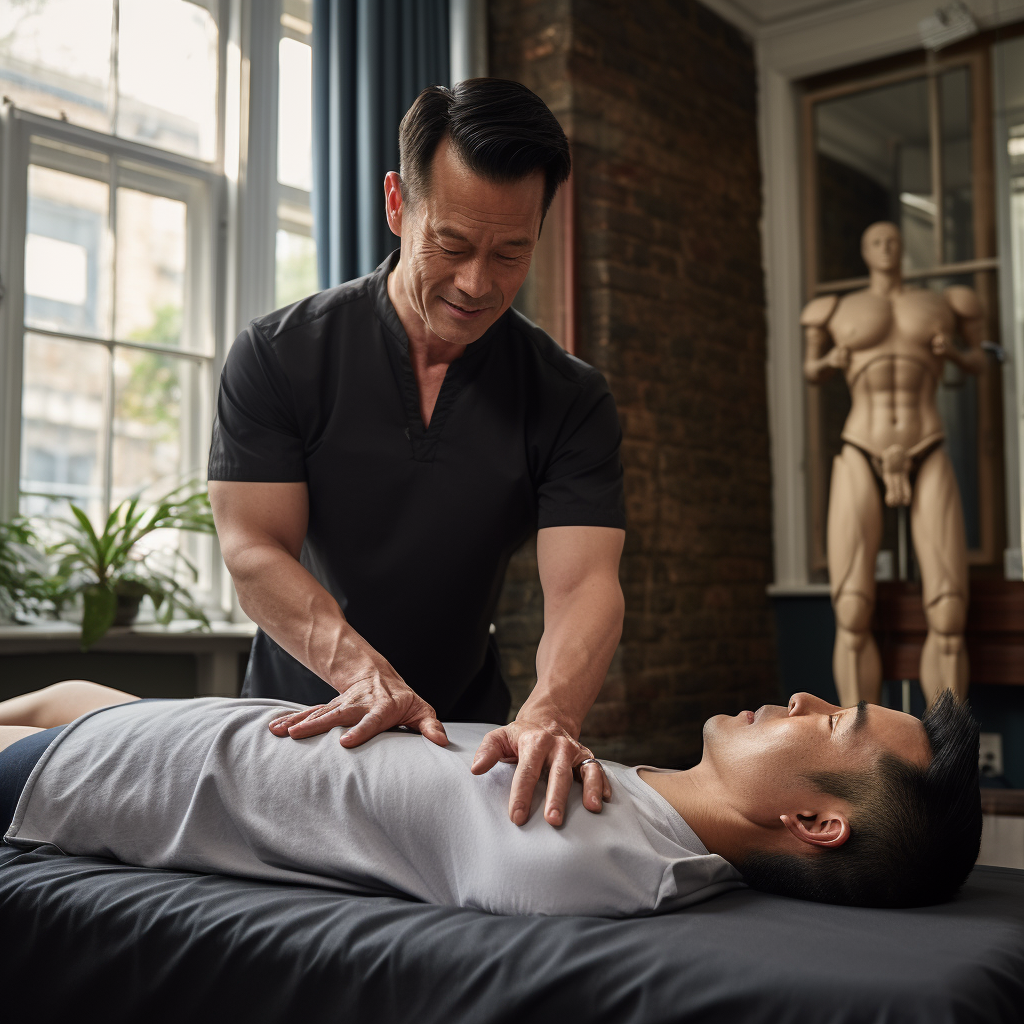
left=0, top=727, right=66, bottom=835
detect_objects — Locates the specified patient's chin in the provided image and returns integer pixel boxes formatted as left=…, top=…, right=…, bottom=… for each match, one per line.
left=701, top=715, right=722, bottom=749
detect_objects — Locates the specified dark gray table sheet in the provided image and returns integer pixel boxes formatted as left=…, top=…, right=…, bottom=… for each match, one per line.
left=1, top=846, right=1022, bottom=1024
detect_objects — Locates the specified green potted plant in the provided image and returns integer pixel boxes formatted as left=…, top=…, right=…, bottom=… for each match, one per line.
left=0, top=518, right=55, bottom=623
left=47, top=482, right=218, bottom=650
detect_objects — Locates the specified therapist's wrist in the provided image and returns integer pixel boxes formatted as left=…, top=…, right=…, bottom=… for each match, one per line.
left=514, top=695, right=582, bottom=740
left=324, top=620, right=402, bottom=695
left=321, top=617, right=368, bottom=688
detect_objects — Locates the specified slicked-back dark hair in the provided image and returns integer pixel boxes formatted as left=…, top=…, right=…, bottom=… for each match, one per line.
left=739, top=691, right=981, bottom=908
left=398, top=78, right=571, bottom=219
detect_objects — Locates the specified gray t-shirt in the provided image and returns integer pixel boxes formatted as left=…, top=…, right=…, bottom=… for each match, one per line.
left=5, top=698, right=743, bottom=917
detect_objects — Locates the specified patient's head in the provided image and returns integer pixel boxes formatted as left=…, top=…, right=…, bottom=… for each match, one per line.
left=701, top=691, right=980, bottom=908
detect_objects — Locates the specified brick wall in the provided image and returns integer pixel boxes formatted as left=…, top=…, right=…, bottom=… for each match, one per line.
left=491, top=0, right=777, bottom=767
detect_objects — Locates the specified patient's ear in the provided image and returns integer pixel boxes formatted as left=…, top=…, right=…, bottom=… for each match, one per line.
left=779, top=811, right=850, bottom=849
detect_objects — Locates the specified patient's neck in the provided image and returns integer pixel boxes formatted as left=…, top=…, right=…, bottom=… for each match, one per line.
left=638, top=766, right=748, bottom=866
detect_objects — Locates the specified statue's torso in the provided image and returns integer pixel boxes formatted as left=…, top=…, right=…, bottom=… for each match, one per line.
left=829, top=287, right=954, bottom=457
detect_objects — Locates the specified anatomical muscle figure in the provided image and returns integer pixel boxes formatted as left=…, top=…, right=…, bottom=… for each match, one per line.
left=803, top=222, right=984, bottom=707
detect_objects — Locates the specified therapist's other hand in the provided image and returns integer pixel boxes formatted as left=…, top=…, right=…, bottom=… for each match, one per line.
left=470, top=715, right=612, bottom=827
left=268, top=649, right=448, bottom=748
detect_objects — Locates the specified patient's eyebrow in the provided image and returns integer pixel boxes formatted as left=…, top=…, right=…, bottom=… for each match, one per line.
left=851, top=700, right=868, bottom=734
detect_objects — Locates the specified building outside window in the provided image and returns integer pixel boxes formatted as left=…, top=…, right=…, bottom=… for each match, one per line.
left=0, top=0, right=317, bottom=616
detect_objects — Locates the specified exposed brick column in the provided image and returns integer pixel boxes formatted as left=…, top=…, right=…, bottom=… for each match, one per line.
left=491, top=0, right=777, bottom=767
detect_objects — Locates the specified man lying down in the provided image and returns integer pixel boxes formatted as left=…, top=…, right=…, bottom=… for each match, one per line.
left=0, top=681, right=980, bottom=916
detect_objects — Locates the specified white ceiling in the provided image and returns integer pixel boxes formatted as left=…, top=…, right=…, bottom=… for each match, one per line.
left=698, top=0, right=880, bottom=36
left=731, top=0, right=869, bottom=24
left=703, top=0, right=1024, bottom=46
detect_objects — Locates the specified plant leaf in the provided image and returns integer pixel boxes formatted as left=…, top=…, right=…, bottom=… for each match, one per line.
left=102, top=503, right=122, bottom=542
left=118, top=497, right=141, bottom=548
left=68, top=505, right=105, bottom=573
left=69, top=504, right=99, bottom=546
left=176, top=549, right=200, bottom=580
left=81, top=583, right=117, bottom=651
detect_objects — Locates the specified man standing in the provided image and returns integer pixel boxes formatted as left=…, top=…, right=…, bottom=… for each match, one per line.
left=208, top=80, right=626, bottom=828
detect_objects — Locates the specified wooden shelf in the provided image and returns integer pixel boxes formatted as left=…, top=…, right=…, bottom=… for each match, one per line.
left=981, top=789, right=1024, bottom=816
left=874, top=579, right=1024, bottom=686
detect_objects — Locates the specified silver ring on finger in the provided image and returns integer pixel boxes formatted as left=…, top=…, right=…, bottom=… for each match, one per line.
left=577, top=757, right=604, bottom=774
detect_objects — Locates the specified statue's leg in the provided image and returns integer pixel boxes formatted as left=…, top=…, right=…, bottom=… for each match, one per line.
left=912, top=447, right=969, bottom=704
left=828, top=445, right=883, bottom=706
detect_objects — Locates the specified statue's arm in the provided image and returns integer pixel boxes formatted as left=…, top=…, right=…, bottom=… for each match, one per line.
left=939, top=286, right=986, bottom=375
left=801, top=294, right=845, bottom=383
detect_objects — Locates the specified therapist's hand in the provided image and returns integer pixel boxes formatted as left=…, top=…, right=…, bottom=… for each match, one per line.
left=471, top=714, right=612, bottom=827
left=268, top=645, right=448, bottom=748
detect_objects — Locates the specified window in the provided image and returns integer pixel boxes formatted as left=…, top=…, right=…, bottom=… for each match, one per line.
left=275, top=0, right=317, bottom=308
left=0, top=1, right=324, bottom=617
left=0, top=0, right=229, bottom=611
left=0, top=0, right=218, bottom=160
left=801, top=50, right=1004, bottom=574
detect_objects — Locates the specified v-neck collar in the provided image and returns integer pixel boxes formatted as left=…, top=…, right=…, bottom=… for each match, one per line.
left=368, top=250, right=507, bottom=463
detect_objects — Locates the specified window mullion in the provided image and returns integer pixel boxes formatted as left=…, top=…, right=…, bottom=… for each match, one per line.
left=104, top=152, right=121, bottom=521
left=929, top=69, right=945, bottom=267
left=0, top=110, right=29, bottom=522
left=109, top=0, right=121, bottom=140
left=104, top=341, right=115, bottom=519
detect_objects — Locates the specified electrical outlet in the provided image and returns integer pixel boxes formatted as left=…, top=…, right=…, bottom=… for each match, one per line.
left=979, top=733, right=1004, bottom=778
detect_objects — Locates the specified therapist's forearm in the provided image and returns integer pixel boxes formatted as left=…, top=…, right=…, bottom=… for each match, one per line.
left=227, top=541, right=369, bottom=689
left=518, top=575, right=624, bottom=737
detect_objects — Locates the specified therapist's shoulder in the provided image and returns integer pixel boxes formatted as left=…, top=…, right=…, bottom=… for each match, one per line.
left=249, top=275, right=372, bottom=353
left=505, top=308, right=611, bottom=398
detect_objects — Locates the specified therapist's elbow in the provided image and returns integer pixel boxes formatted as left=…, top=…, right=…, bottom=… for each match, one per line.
left=209, top=482, right=306, bottom=566
left=218, top=531, right=295, bottom=589
left=552, top=571, right=624, bottom=626
left=211, top=517, right=298, bottom=595
left=608, top=582, right=626, bottom=639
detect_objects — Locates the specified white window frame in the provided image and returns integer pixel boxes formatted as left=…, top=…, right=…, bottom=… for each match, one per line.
left=0, top=0, right=263, bottom=620
left=2, top=109, right=220, bottom=497
left=0, top=0, right=487, bottom=624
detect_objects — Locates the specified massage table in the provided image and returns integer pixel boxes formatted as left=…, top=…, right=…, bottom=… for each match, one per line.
left=1, top=845, right=1022, bottom=1023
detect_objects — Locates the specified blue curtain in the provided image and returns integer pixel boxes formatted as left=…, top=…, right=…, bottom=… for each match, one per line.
left=312, top=0, right=450, bottom=289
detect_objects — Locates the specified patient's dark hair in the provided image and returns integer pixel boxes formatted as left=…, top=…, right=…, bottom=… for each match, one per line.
left=398, top=78, right=570, bottom=218
left=739, top=691, right=981, bottom=908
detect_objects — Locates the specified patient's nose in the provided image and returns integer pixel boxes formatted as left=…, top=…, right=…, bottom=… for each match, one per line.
left=787, top=692, right=838, bottom=716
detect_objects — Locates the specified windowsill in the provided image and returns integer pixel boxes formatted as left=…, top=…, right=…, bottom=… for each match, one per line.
left=981, top=790, right=1024, bottom=817
left=0, top=619, right=257, bottom=653
left=0, top=619, right=258, bottom=696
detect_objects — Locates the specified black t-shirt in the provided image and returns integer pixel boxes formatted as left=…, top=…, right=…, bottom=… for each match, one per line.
left=209, top=252, right=625, bottom=721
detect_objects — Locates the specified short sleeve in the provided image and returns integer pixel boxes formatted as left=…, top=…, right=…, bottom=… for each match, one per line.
left=207, top=324, right=307, bottom=482
left=536, top=376, right=626, bottom=531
